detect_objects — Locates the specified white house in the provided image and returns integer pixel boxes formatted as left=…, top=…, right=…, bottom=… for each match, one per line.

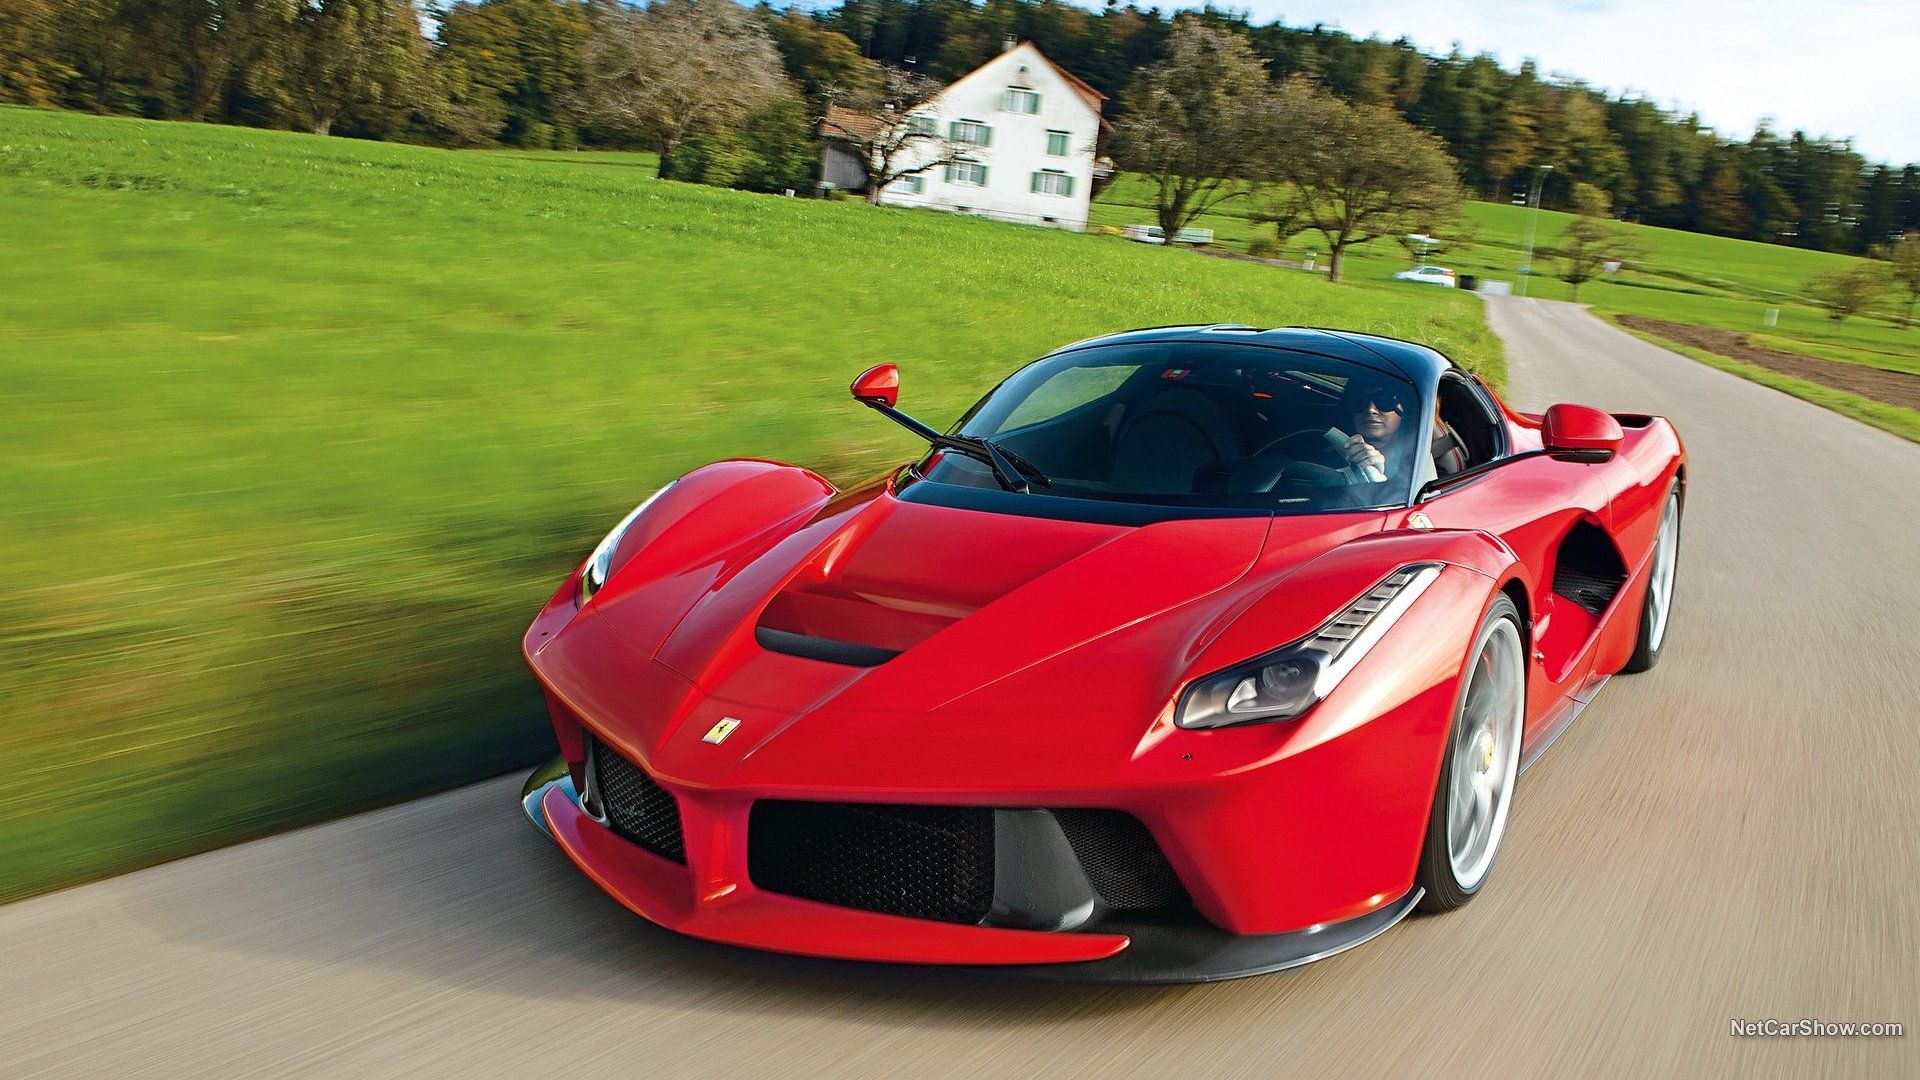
left=824, top=41, right=1107, bottom=231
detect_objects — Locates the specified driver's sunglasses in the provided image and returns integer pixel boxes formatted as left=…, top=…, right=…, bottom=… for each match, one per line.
left=1355, top=390, right=1408, bottom=414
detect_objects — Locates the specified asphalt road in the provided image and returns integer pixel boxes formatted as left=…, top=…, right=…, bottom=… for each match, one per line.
left=3, top=297, right=1916, bottom=1078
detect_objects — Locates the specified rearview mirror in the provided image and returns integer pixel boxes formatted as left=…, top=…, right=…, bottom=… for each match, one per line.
left=1543, top=403, right=1622, bottom=462
left=850, top=364, right=900, bottom=408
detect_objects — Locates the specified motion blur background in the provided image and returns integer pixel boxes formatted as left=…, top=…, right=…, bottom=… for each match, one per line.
left=3, top=0, right=1918, bottom=1026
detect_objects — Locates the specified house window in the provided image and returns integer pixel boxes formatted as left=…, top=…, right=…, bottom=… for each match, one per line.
left=893, top=175, right=924, bottom=194
left=907, top=114, right=937, bottom=136
left=946, top=160, right=988, bottom=186
left=1046, top=130, right=1071, bottom=156
left=1031, top=169, right=1073, bottom=197
left=949, top=119, right=992, bottom=146
left=1002, top=88, right=1041, bottom=114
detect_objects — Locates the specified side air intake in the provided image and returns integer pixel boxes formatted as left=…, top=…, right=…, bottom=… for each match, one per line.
left=1552, top=520, right=1629, bottom=615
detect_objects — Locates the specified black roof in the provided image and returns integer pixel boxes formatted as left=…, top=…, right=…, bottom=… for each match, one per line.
left=1046, top=325, right=1457, bottom=387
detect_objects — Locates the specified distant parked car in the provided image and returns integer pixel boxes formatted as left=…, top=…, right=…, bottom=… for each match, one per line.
left=1395, top=266, right=1457, bottom=288
left=1124, top=224, right=1215, bottom=246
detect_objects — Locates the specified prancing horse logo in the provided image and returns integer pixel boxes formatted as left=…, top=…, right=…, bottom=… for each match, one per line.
left=702, top=717, right=742, bottom=745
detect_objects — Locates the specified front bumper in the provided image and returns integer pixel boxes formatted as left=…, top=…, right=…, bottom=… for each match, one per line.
left=520, top=757, right=1421, bottom=983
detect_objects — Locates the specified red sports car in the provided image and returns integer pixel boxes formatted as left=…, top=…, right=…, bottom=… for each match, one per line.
left=519, top=325, right=1685, bottom=982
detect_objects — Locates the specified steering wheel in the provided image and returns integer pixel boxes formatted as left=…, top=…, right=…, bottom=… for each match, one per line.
left=1232, top=427, right=1383, bottom=492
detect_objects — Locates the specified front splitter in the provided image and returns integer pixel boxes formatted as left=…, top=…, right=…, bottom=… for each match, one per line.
left=518, top=755, right=1419, bottom=983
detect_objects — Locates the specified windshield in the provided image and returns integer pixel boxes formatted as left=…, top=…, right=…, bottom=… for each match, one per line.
left=920, top=341, right=1425, bottom=512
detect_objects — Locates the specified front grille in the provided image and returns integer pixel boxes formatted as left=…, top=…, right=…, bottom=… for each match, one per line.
left=748, top=801, right=994, bottom=923
left=587, top=736, right=685, bottom=863
left=1054, top=809, right=1193, bottom=911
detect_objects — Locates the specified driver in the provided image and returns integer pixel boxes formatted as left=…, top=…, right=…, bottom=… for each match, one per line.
left=1340, top=379, right=1468, bottom=480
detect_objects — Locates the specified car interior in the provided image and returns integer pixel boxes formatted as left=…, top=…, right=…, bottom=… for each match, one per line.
left=929, top=347, right=1507, bottom=508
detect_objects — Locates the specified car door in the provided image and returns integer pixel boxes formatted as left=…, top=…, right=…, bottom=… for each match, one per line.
left=1403, top=382, right=1615, bottom=727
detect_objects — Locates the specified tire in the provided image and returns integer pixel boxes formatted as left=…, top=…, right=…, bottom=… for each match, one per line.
left=1621, top=482, right=1683, bottom=674
left=1415, top=594, right=1525, bottom=914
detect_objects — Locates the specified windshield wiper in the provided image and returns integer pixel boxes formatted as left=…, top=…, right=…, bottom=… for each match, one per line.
left=931, top=434, right=1047, bottom=493
left=951, top=435, right=1050, bottom=492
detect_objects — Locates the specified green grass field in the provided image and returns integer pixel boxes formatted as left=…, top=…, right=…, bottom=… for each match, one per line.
left=1093, top=175, right=1920, bottom=381
left=0, top=106, right=1500, bottom=902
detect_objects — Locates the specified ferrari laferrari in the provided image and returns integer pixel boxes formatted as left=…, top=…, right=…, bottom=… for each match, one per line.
left=519, top=325, right=1686, bottom=982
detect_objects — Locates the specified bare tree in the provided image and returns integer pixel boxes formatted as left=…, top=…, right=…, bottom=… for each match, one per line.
left=819, top=67, right=975, bottom=205
left=1254, top=78, right=1463, bottom=283
left=1874, top=231, right=1920, bottom=328
left=579, top=0, right=789, bottom=177
left=1112, top=20, right=1271, bottom=239
left=1805, top=265, right=1887, bottom=323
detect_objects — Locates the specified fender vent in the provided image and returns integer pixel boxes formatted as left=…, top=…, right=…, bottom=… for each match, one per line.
left=1552, top=521, right=1629, bottom=615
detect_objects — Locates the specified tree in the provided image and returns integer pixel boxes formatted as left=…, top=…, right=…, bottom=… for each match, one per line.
left=1255, top=77, right=1463, bottom=283
left=0, top=0, right=64, bottom=106
left=435, top=0, right=592, bottom=149
left=1873, top=232, right=1920, bottom=328
left=577, top=0, right=788, bottom=176
left=761, top=9, right=878, bottom=113
left=273, top=0, right=429, bottom=136
left=664, top=95, right=816, bottom=193
left=119, top=0, right=292, bottom=122
left=818, top=66, right=975, bottom=205
left=1553, top=215, right=1647, bottom=302
left=1113, top=19, right=1271, bottom=239
left=1805, top=265, right=1886, bottom=323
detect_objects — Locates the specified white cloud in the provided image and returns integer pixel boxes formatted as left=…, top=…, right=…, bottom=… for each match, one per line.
left=1225, top=0, right=1920, bottom=163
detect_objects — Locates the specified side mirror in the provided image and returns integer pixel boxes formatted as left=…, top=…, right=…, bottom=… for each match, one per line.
left=850, top=364, right=900, bottom=408
left=1543, top=403, right=1622, bottom=462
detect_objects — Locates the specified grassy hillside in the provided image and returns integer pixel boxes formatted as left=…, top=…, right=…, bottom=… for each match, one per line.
left=0, top=106, right=1499, bottom=902
left=1094, top=176, right=1920, bottom=380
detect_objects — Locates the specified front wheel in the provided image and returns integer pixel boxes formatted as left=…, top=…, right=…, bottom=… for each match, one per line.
left=1416, top=595, right=1525, bottom=913
left=1621, top=482, right=1682, bottom=673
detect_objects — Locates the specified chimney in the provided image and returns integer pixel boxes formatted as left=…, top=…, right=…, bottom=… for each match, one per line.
left=1002, top=35, right=1019, bottom=53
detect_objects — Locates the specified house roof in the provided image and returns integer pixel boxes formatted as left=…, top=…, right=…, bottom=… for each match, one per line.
left=820, top=105, right=885, bottom=143
left=818, top=42, right=1105, bottom=143
left=1038, top=50, right=1107, bottom=113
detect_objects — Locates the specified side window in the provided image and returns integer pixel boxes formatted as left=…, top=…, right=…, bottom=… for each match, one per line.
left=1435, top=374, right=1504, bottom=470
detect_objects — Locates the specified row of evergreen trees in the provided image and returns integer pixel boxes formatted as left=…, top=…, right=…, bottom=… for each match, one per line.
left=3, top=0, right=1915, bottom=255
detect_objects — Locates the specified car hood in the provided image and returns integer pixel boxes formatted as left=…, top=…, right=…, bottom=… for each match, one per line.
left=537, top=477, right=1385, bottom=786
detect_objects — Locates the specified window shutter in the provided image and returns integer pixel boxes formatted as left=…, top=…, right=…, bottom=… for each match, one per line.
left=980, top=125, right=992, bottom=147
left=948, top=120, right=961, bottom=141
left=1063, top=175, right=1074, bottom=197
left=943, top=164, right=955, bottom=183
left=978, top=165, right=989, bottom=185
left=1030, top=172, right=1042, bottom=194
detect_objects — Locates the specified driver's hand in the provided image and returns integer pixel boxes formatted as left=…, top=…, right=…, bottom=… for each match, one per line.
left=1345, top=435, right=1385, bottom=472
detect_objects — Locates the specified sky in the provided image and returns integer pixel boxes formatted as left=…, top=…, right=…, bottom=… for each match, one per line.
left=1228, top=0, right=1920, bottom=164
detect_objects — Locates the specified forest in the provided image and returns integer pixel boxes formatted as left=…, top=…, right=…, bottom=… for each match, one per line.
left=3, top=0, right=1915, bottom=254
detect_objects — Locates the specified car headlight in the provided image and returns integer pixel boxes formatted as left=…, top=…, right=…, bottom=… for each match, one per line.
left=1174, top=563, right=1443, bottom=730
left=577, top=482, right=676, bottom=607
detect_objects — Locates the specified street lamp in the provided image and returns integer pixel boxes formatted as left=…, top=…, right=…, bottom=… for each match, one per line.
left=1518, top=164, right=1553, bottom=298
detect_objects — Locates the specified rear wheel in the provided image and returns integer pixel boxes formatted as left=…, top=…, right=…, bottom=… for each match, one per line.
left=1621, top=483, right=1682, bottom=673
left=1416, top=595, right=1525, bottom=913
